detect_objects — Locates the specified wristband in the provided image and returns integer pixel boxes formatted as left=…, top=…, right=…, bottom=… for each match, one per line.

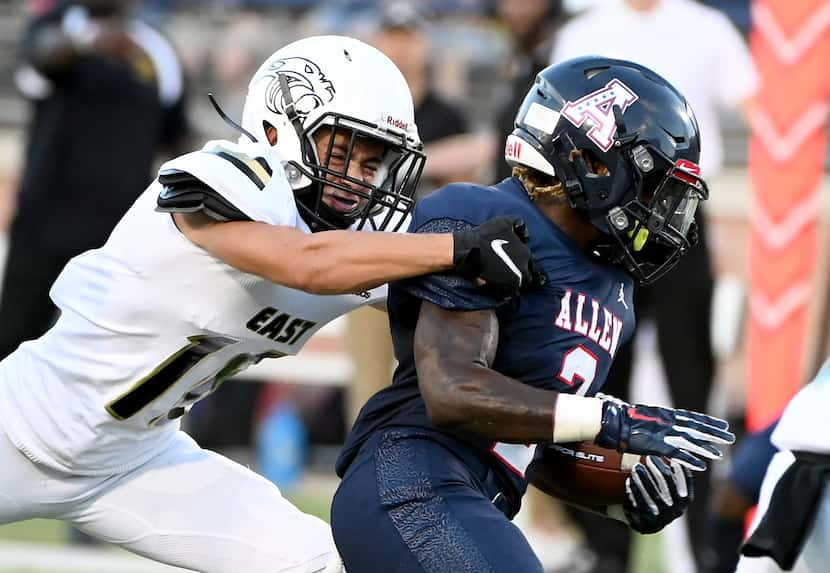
left=551, top=394, right=604, bottom=443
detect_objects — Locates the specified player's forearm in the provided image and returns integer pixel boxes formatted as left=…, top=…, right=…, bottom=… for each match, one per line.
left=420, top=364, right=604, bottom=444
left=296, top=230, right=454, bottom=294
left=182, top=215, right=454, bottom=295
left=421, top=363, right=558, bottom=441
left=416, top=303, right=604, bottom=443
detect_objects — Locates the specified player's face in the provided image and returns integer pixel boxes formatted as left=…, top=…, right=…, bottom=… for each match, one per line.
left=313, top=129, right=386, bottom=216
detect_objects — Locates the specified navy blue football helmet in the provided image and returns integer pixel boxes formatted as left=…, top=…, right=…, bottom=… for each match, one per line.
left=505, top=56, right=708, bottom=284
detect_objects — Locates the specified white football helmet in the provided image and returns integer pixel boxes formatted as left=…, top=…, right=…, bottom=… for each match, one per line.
left=241, top=35, right=424, bottom=231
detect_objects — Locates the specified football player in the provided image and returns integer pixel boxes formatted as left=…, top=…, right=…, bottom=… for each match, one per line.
left=737, top=360, right=830, bottom=573
left=0, top=36, right=540, bottom=573
left=332, top=56, right=735, bottom=572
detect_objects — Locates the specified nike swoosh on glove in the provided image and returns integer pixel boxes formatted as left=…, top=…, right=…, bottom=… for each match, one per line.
left=595, top=401, right=735, bottom=471
left=452, top=216, right=546, bottom=296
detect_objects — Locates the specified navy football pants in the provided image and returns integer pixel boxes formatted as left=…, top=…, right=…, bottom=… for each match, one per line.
left=332, top=430, right=543, bottom=573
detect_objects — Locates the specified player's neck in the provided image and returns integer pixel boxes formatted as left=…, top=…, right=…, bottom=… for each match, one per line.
left=537, top=201, right=600, bottom=251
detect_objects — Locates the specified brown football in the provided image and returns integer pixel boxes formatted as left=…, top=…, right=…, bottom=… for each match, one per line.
left=529, top=441, right=643, bottom=507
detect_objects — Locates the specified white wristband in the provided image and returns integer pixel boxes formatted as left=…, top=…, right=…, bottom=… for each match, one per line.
left=552, top=394, right=604, bottom=443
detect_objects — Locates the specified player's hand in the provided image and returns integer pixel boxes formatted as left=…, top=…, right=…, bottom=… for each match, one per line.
left=622, top=457, right=693, bottom=534
left=452, top=217, right=546, bottom=295
left=595, top=401, right=735, bottom=471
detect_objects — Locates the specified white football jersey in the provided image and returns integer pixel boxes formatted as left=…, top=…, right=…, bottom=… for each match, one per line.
left=0, top=139, right=395, bottom=475
left=771, top=358, right=830, bottom=454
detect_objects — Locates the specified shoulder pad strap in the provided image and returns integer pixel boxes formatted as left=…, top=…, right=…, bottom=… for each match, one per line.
left=156, top=168, right=251, bottom=222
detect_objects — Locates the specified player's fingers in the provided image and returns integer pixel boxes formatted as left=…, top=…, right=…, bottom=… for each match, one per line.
left=669, top=461, right=690, bottom=500
left=665, top=435, right=723, bottom=460
left=644, top=456, right=674, bottom=507
left=663, top=447, right=707, bottom=471
left=512, top=219, right=530, bottom=243
left=684, top=465, right=695, bottom=502
left=672, top=420, right=734, bottom=445
left=630, top=464, right=659, bottom=515
left=675, top=410, right=732, bottom=433
left=675, top=409, right=730, bottom=427
left=625, top=478, right=638, bottom=509
left=526, top=258, right=547, bottom=289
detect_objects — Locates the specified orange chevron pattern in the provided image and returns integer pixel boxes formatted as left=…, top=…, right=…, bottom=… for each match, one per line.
left=747, top=0, right=830, bottom=431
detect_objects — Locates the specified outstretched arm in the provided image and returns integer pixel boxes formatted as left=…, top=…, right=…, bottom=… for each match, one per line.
left=173, top=212, right=539, bottom=296
left=174, top=211, right=452, bottom=294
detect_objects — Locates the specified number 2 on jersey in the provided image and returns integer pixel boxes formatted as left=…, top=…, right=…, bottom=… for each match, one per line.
left=491, top=345, right=599, bottom=476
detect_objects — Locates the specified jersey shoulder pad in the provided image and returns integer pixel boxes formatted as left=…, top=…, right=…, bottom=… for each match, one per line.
left=157, top=168, right=250, bottom=222
left=156, top=140, right=297, bottom=226
left=411, top=182, right=517, bottom=231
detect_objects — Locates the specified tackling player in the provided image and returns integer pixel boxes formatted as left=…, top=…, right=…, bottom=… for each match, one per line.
left=0, top=36, right=540, bottom=573
left=332, top=57, right=735, bottom=572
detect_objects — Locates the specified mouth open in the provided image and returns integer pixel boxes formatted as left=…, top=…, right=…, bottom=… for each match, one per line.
left=324, top=192, right=361, bottom=213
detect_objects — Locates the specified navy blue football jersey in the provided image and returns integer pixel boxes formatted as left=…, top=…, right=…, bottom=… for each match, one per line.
left=336, top=177, right=636, bottom=505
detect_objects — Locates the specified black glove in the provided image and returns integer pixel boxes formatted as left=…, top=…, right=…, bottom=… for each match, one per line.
left=595, top=401, right=735, bottom=471
left=623, top=456, right=694, bottom=534
left=452, top=216, right=545, bottom=295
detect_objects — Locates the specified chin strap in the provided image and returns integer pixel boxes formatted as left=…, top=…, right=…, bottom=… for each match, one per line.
left=278, top=74, right=306, bottom=138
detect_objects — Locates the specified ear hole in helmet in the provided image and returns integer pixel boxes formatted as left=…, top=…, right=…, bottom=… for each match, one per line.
left=569, top=148, right=609, bottom=176
left=263, top=121, right=278, bottom=146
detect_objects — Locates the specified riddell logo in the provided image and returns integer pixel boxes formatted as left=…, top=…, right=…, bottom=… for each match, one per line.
left=386, top=116, right=409, bottom=130
left=505, top=139, right=522, bottom=159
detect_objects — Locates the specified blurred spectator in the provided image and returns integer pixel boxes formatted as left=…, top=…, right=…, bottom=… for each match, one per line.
left=490, top=0, right=564, bottom=182
left=1, top=0, right=191, bottom=360
left=212, top=11, right=268, bottom=118
left=370, top=1, right=482, bottom=193
left=551, top=0, right=758, bottom=570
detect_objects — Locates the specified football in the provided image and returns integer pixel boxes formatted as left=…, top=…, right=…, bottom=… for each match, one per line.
left=529, top=441, right=643, bottom=507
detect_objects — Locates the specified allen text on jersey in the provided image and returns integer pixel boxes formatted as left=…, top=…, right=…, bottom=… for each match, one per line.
left=553, top=289, right=625, bottom=358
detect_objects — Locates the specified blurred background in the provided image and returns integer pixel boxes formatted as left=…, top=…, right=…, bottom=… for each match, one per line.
left=0, top=0, right=828, bottom=572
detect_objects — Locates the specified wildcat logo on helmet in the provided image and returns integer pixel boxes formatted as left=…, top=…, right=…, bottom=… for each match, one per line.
left=561, top=79, right=639, bottom=152
left=262, top=57, right=336, bottom=122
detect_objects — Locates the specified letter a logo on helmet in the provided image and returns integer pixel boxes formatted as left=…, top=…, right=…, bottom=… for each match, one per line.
left=561, top=79, right=639, bottom=151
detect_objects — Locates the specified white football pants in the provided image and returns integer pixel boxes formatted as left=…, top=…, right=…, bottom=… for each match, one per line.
left=735, top=451, right=830, bottom=573
left=0, top=428, right=336, bottom=573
